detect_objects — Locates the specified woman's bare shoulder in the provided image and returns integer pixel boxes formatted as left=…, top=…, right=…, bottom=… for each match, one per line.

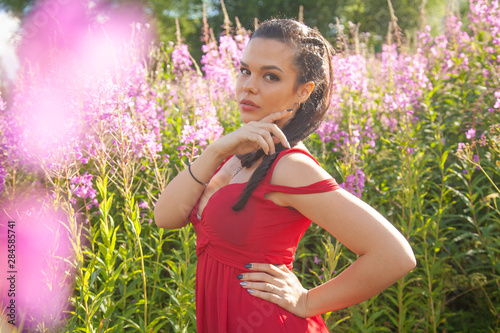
left=270, top=144, right=333, bottom=187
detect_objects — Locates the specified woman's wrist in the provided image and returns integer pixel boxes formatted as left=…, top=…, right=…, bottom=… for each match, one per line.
left=186, top=144, right=229, bottom=185
left=204, top=141, right=231, bottom=163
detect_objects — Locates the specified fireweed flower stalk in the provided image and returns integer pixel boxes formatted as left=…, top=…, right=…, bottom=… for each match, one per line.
left=379, top=44, right=431, bottom=124
left=316, top=54, right=371, bottom=150
left=69, top=172, right=98, bottom=209
left=317, top=52, right=375, bottom=197
left=172, top=43, right=195, bottom=76
left=417, top=0, right=500, bottom=141
left=469, top=0, right=500, bottom=50
left=339, top=168, right=366, bottom=198
left=201, top=32, right=249, bottom=101
left=178, top=100, right=224, bottom=161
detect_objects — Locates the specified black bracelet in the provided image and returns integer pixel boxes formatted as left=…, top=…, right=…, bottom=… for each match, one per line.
left=188, top=162, right=210, bottom=186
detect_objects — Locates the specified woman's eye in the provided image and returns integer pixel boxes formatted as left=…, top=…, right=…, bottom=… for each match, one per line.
left=240, top=68, right=250, bottom=75
left=264, top=73, right=280, bottom=82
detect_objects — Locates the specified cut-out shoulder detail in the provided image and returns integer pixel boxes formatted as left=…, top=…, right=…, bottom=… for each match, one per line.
left=262, top=148, right=339, bottom=193
left=266, top=148, right=320, bottom=179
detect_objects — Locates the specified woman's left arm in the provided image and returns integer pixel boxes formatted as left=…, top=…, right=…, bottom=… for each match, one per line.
left=239, top=152, right=416, bottom=317
left=295, top=188, right=416, bottom=317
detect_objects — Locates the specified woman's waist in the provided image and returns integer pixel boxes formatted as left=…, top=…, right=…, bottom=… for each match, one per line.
left=200, top=245, right=294, bottom=271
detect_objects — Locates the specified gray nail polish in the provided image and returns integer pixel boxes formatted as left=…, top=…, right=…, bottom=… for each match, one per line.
left=247, top=289, right=254, bottom=294
left=240, top=282, right=247, bottom=286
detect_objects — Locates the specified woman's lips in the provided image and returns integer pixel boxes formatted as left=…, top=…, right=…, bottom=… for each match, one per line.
left=240, top=99, right=260, bottom=111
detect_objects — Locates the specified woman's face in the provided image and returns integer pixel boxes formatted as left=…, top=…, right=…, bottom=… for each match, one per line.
left=236, top=38, right=310, bottom=127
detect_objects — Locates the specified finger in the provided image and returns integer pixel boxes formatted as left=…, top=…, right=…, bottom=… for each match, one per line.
left=247, top=133, right=271, bottom=156
left=259, top=109, right=293, bottom=124
left=274, top=264, right=291, bottom=273
left=245, top=263, right=284, bottom=277
left=251, top=122, right=290, bottom=150
left=240, top=281, right=279, bottom=294
left=266, top=123, right=291, bottom=149
left=248, top=126, right=276, bottom=155
left=246, top=288, right=283, bottom=306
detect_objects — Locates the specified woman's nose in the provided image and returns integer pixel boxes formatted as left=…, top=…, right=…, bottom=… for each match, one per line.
left=242, top=76, right=257, bottom=94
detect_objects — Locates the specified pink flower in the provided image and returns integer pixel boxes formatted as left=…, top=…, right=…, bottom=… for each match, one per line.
left=465, top=128, right=476, bottom=140
left=172, top=44, right=194, bottom=74
left=340, top=168, right=365, bottom=198
left=70, top=172, right=98, bottom=208
left=0, top=196, right=75, bottom=329
left=494, top=91, right=500, bottom=109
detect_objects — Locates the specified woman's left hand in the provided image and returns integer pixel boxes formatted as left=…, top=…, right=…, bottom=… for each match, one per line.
left=238, top=263, right=309, bottom=318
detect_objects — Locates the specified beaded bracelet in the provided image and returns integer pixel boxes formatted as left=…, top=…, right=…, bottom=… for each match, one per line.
left=188, top=162, right=210, bottom=186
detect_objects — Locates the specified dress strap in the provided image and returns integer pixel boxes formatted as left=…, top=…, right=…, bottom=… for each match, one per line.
left=263, top=148, right=320, bottom=183
left=261, top=148, right=340, bottom=194
left=265, top=179, right=340, bottom=194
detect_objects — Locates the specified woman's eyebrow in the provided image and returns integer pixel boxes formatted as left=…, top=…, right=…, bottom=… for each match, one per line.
left=240, top=61, right=284, bottom=73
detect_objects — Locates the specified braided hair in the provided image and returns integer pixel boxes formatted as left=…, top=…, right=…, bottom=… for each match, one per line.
left=232, top=19, right=334, bottom=211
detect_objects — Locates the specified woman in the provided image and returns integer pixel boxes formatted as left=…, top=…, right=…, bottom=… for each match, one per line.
left=155, top=19, right=416, bottom=332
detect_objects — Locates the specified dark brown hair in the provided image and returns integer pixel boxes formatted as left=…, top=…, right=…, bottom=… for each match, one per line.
left=232, top=18, right=334, bottom=211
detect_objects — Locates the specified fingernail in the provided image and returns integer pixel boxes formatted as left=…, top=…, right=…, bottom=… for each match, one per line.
left=273, top=264, right=280, bottom=267
left=268, top=150, right=270, bottom=155
left=247, top=289, right=254, bottom=294
left=240, top=282, right=247, bottom=286
left=286, top=142, right=291, bottom=149
left=286, top=108, right=293, bottom=112
left=244, top=264, right=252, bottom=269
left=237, top=274, right=243, bottom=280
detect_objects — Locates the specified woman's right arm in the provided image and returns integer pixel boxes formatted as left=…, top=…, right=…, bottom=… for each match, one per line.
left=153, top=146, right=227, bottom=229
left=154, top=110, right=293, bottom=229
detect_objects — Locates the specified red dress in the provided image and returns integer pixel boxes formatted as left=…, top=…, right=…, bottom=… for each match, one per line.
left=189, top=148, right=340, bottom=332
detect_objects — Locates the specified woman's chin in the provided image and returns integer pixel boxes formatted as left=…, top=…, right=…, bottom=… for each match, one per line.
left=239, top=113, right=256, bottom=124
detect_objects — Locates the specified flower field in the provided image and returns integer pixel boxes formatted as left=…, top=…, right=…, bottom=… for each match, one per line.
left=0, top=0, right=499, bottom=331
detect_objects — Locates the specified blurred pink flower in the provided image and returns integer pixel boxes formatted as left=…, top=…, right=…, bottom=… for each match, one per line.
left=0, top=195, right=75, bottom=329
left=466, top=128, right=476, bottom=140
left=178, top=104, right=224, bottom=159
left=172, top=43, right=194, bottom=75
left=201, top=33, right=248, bottom=100
left=4, top=0, right=156, bottom=168
left=494, top=91, right=500, bottom=109
left=70, top=172, right=98, bottom=208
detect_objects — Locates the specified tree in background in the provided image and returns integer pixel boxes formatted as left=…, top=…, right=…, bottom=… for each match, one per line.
left=0, top=0, right=32, bottom=17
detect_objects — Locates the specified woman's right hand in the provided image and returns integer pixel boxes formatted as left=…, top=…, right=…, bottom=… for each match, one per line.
left=210, top=110, right=293, bottom=158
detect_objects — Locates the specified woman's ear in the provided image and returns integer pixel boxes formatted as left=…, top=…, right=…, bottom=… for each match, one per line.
left=297, top=81, right=315, bottom=104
